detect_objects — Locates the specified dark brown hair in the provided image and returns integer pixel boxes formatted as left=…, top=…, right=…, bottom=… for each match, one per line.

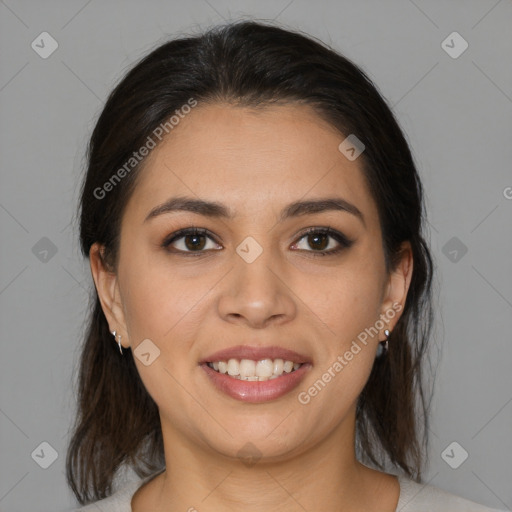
left=67, top=20, right=435, bottom=505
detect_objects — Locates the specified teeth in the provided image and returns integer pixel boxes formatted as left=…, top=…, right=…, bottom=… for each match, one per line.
left=283, top=360, right=294, bottom=373
left=207, top=358, right=303, bottom=381
left=273, top=358, right=284, bottom=374
left=227, top=359, right=239, bottom=376
left=239, top=359, right=256, bottom=378
left=255, top=359, right=273, bottom=378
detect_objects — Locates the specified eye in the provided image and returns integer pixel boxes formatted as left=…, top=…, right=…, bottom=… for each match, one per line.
left=161, top=226, right=353, bottom=257
left=162, top=228, right=222, bottom=255
left=291, top=227, right=353, bottom=256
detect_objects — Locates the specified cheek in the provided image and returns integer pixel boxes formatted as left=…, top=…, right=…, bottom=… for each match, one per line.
left=306, top=265, right=385, bottom=411
left=118, top=257, right=205, bottom=409
left=118, top=247, right=204, bottom=342
left=302, top=259, right=384, bottom=340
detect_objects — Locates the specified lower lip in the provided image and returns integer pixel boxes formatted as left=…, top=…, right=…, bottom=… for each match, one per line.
left=201, top=363, right=311, bottom=403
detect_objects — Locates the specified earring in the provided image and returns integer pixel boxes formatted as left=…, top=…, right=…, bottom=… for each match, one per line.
left=111, top=330, right=123, bottom=355
left=376, top=329, right=390, bottom=358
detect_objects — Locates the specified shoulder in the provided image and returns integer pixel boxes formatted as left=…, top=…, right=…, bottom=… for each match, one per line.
left=70, top=479, right=141, bottom=512
left=70, top=469, right=165, bottom=512
left=396, top=474, right=507, bottom=512
left=69, top=471, right=508, bottom=512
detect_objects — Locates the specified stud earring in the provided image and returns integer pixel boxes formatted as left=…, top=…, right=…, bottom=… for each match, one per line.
left=376, top=329, right=390, bottom=358
left=111, top=330, right=123, bottom=355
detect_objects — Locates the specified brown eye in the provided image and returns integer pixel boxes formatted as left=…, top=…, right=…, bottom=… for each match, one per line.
left=162, top=228, right=222, bottom=254
left=182, top=233, right=207, bottom=251
left=305, top=232, right=329, bottom=251
left=292, top=227, right=353, bottom=256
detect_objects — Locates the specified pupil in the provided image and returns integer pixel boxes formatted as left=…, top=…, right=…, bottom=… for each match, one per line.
left=186, top=235, right=206, bottom=251
left=309, top=233, right=328, bottom=251
left=183, top=233, right=329, bottom=252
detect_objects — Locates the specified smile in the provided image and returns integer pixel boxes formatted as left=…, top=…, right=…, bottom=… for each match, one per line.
left=207, top=358, right=303, bottom=381
left=201, top=360, right=311, bottom=403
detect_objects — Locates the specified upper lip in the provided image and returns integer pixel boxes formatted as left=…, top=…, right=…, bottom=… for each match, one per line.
left=200, top=345, right=312, bottom=364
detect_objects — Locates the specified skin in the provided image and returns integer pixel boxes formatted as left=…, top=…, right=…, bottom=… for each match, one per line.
left=90, top=103, right=413, bottom=512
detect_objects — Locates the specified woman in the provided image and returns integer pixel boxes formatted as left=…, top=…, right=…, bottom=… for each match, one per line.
left=66, top=20, right=504, bottom=512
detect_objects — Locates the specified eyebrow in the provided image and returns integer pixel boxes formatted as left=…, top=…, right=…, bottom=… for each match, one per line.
left=144, top=196, right=365, bottom=226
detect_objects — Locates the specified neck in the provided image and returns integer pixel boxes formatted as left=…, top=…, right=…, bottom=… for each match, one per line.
left=137, top=407, right=399, bottom=512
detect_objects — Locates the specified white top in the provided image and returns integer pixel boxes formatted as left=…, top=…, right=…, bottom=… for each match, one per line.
left=72, top=469, right=507, bottom=511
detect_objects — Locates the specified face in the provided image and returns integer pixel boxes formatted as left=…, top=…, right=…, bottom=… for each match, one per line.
left=92, top=103, right=412, bottom=464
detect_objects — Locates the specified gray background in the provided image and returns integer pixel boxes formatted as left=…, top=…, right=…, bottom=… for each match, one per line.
left=0, top=1, right=511, bottom=511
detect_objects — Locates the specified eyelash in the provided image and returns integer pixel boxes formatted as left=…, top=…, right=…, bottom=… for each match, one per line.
left=161, top=226, right=354, bottom=257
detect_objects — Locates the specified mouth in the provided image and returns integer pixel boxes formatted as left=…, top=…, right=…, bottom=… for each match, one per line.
left=199, top=345, right=312, bottom=403
left=206, top=358, right=303, bottom=381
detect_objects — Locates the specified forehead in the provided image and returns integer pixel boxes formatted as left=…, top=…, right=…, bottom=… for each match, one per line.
left=124, top=103, right=379, bottom=228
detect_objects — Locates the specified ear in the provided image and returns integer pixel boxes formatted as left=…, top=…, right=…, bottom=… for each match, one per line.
left=89, top=242, right=128, bottom=349
left=379, top=241, right=413, bottom=340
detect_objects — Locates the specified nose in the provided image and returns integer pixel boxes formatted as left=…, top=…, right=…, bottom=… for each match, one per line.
left=217, top=246, right=297, bottom=329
